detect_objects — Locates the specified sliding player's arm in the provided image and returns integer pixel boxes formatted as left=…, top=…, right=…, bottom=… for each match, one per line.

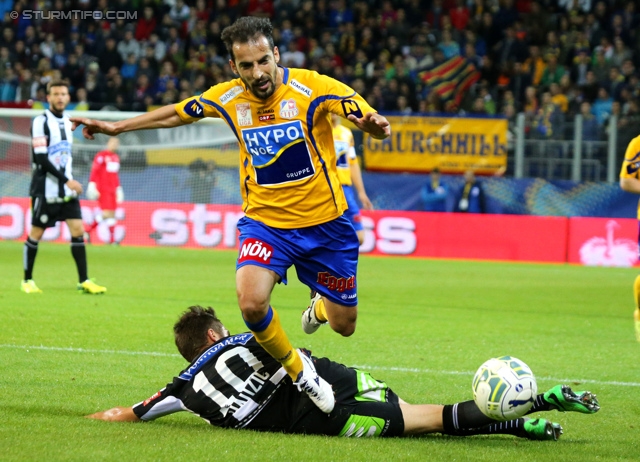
left=86, top=406, right=140, bottom=422
left=70, top=104, right=186, bottom=140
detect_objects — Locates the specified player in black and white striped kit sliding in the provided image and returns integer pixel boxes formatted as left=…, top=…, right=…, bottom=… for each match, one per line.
left=21, top=80, right=106, bottom=294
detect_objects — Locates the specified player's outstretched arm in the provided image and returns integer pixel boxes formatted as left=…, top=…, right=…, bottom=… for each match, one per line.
left=347, top=112, right=391, bottom=140
left=86, top=406, right=141, bottom=422
left=71, top=104, right=187, bottom=140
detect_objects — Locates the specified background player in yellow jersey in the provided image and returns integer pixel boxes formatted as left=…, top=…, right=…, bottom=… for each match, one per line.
left=619, top=133, right=640, bottom=341
left=331, top=113, right=373, bottom=245
left=70, top=17, right=390, bottom=413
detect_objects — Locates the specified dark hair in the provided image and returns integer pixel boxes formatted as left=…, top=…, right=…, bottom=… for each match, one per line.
left=46, top=80, right=70, bottom=94
left=220, top=16, right=275, bottom=61
left=173, top=306, right=228, bottom=362
left=432, top=167, right=440, bottom=174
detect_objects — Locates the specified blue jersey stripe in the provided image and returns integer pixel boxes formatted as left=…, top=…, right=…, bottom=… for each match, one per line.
left=199, top=95, right=240, bottom=142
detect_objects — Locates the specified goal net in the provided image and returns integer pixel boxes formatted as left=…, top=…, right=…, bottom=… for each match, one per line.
left=0, top=108, right=245, bottom=248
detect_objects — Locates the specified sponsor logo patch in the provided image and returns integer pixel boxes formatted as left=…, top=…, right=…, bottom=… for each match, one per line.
left=259, top=114, right=275, bottom=121
left=241, top=120, right=314, bottom=185
left=290, top=79, right=312, bottom=98
left=341, top=99, right=363, bottom=119
left=220, top=85, right=243, bottom=105
left=236, top=103, right=253, bottom=126
left=317, top=271, right=356, bottom=293
left=279, top=99, right=299, bottom=119
left=238, top=238, right=273, bottom=264
left=184, top=99, right=204, bottom=118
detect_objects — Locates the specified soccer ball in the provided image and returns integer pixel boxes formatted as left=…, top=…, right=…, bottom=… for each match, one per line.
left=472, top=356, right=537, bottom=420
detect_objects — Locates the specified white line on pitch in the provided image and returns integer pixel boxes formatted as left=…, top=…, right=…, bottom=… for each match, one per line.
left=2, top=343, right=638, bottom=388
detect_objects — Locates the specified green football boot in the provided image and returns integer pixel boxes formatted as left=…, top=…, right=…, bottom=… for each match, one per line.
left=544, top=385, right=600, bottom=413
left=522, top=418, right=563, bottom=441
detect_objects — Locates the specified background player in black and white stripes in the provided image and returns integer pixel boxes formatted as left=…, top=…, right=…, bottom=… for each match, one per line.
left=21, top=80, right=106, bottom=294
left=88, top=306, right=599, bottom=441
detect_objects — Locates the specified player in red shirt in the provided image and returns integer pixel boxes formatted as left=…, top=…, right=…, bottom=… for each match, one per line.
left=85, top=137, right=124, bottom=244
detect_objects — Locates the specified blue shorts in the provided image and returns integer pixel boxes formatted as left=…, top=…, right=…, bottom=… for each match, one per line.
left=342, top=185, right=363, bottom=232
left=236, top=215, right=359, bottom=306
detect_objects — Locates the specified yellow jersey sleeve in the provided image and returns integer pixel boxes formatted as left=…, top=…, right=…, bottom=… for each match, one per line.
left=173, top=69, right=380, bottom=229
left=619, top=135, right=640, bottom=219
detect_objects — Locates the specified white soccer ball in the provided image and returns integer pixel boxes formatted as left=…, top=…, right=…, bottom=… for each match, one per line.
left=472, top=356, right=537, bottom=420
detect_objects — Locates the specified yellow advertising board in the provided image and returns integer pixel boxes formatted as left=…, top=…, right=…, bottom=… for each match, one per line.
left=363, top=115, right=507, bottom=174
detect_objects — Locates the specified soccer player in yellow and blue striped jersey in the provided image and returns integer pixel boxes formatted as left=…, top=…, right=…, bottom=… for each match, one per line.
left=619, top=133, right=640, bottom=342
left=331, top=114, right=373, bottom=245
left=70, top=17, right=391, bottom=413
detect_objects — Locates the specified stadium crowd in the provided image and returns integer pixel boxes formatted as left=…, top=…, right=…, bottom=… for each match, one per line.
left=1, top=0, right=639, bottom=142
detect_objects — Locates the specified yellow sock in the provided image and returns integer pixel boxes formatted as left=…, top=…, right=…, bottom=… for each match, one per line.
left=248, top=306, right=303, bottom=380
left=633, top=275, right=640, bottom=308
left=314, top=296, right=328, bottom=323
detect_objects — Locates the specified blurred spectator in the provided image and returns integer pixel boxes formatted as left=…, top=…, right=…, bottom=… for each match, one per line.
left=147, top=34, right=167, bottom=63
left=532, top=91, right=564, bottom=139
left=449, top=0, right=470, bottom=31
left=592, top=87, right=613, bottom=126
left=136, top=7, right=158, bottom=42
left=455, top=170, right=485, bottom=213
left=99, top=37, right=124, bottom=75
left=581, top=70, right=600, bottom=103
left=540, top=54, right=566, bottom=87
left=591, top=48, right=611, bottom=84
left=550, top=82, right=569, bottom=113
left=607, top=66, right=626, bottom=101
left=169, top=0, right=191, bottom=25
left=580, top=101, right=602, bottom=141
left=0, top=67, right=18, bottom=102
left=118, top=28, right=141, bottom=61
left=438, top=29, right=461, bottom=59
left=16, top=68, right=38, bottom=102
left=74, top=87, right=90, bottom=111
left=523, top=87, right=539, bottom=125
left=0, top=46, right=10, bottom=79
left=421, top=168, right=449, bottom=212
left=121, top=53, right=139, bottom=82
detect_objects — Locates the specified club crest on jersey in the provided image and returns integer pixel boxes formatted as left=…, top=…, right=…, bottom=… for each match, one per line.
left=279, top=99, right=299, bottom=119
left=184, top=99, right=204, bottom=118
left=236, top=103, right=253, bottom=126
left=220, top=85, right=243, bottom=105
left=239, top=238, right=273, bottom=264
left=241, top=120, right=314, bottom=185
left=341, top=99, right=363, bottom=119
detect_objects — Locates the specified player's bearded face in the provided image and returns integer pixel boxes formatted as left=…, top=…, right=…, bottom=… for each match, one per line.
left=231, top=37, right=280, bottom=100
left=47, top=87, right=70, bottom=113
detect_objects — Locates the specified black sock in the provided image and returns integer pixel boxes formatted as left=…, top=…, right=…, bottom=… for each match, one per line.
left=23, top=237, right=39, bottom=280
left=442, top=401, right=495, bottom=434
left=70, top=236, right=88, bottom=282
left=448, top=418, right=527, bottom=437
left=527, top=393, right=554, bottom=413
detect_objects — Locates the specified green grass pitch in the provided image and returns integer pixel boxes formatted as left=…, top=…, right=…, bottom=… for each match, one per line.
left=1, top=239, right=638, bottom=461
